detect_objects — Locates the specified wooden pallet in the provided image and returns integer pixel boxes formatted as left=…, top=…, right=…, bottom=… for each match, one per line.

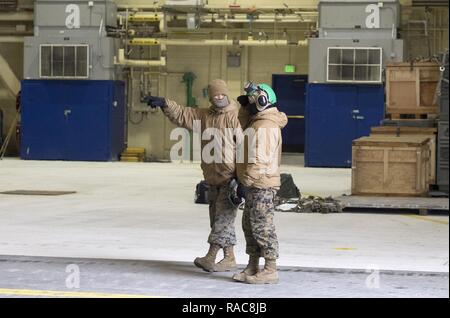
left=337, top=195, right=449, bottom=215
left=388, top=108, right=439, bottom=120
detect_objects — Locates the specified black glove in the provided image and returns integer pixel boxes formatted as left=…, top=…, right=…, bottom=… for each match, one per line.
left=237, top=95, right=250, bottom=107
left=237, top=183, right=247, bottom=200
left=144, top=95, right=167, bottom=108
left=227, top=179, right=246, bottom=207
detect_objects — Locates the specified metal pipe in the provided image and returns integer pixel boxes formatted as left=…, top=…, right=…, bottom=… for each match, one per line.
left=129, top=38, right=234, bottom=46
left=116, top=4, right=316, bottom=10
left=0, top=36, right=25, bottom=43
left=122, top=13, right=163, bottom=22
left=127, top=38, right=308, bottom=47
left=115, top=48, right=166, bottom=67
left=208, top=18, right=306, bottom=23
left=238, top=39, right=288, bottom=46
left=0, top=12, right=33, bottom=21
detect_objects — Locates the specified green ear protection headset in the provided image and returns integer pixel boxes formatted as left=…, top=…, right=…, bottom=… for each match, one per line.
left=245, top=82, right=278, bottom=112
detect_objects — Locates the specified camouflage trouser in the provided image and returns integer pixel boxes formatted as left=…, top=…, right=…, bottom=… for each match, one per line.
left=207, top=184, right=237, bottom=248
left=242, top=188, right=279, bottom=259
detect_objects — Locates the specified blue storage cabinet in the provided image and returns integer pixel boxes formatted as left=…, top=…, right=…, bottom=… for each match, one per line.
left=305, top=84, right=385, bottom=168
left=21, top=80, right=125, bottom=161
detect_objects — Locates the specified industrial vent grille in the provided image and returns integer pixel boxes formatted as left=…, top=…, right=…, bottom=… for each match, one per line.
left=39, top=45, right=89, bottom=79
left=0, top=0, right=17, bottom=11
left=327, top=47, right=383, bottom=84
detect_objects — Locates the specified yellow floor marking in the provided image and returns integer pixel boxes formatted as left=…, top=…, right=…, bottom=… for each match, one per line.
left=333, top=248, right=357, bottom=251
left=0, top=288, right=164, bottom=298
left=404, top=215, right=449, bottom=225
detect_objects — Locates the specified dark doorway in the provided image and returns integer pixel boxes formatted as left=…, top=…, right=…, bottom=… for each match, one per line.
left=272, top=74, right=308, bottom=153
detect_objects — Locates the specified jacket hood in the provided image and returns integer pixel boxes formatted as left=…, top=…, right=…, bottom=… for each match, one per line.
left=251, top=107, right=288, bottom=129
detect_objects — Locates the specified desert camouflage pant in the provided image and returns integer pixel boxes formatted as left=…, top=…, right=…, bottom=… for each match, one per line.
left=207, top=184, right=237, bottom=248
left=242, top=187, right=279, bottom=259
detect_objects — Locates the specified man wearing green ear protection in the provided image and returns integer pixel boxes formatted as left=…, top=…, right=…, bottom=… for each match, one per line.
left=238, top=82, right=278, bottom=115
left=235, top=82, right=288, bottom=284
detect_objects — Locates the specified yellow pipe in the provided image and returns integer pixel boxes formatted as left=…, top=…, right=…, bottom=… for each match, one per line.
left=129, top=38, right=161, bottom=46
left=239, top=39, right=288, bottom=46
left=128, top=14, right=161, bottom=23
left=298, top=39, right=309, bottom=47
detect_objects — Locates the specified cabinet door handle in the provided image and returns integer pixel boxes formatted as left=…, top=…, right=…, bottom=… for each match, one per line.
left=64, top=109, right=72, bottom=118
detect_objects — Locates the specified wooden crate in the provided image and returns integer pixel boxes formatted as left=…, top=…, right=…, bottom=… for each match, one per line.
left=386, top=62, right=440, bottom=118
left=352, top=135, right=431, bottom=197
left=370, top=126, right=437, bottom=184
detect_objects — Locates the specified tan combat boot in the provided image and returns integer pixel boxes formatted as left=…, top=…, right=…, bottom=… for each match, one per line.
left=194, top=244, right=220, bottom=272
left=214, top=246, right=237, bottom=272
left=232, top=256, right=259, bottom=282
left=245, top=258, right=278, bottom=284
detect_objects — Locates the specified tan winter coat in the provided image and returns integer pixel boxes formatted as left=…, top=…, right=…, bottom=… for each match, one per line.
left=163, top=99, right=245, bottom=186
left=236, top=108, right=288, bottom=190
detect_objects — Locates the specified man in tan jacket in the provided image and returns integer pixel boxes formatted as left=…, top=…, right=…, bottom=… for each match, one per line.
left=234, top=83, right=288, bottom=284
left=145, top=79, right=243, bottom=273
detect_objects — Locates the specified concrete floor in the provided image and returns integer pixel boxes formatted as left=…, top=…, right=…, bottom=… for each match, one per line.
left=0, top=255, right=447, bottom=298
left=0, top=158, right=448, bottom=297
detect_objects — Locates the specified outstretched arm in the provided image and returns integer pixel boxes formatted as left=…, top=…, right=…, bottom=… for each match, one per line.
left=145, top=95, right=203, bottom=130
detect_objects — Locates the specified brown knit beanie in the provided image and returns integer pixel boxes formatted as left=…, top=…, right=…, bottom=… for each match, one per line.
left=208, top=79, right=229, bottom=99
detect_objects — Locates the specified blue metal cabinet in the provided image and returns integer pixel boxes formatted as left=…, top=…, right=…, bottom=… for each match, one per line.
left=21, top=80, right=125, bottom=161
left=305, top=84, right=385, bottom=167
